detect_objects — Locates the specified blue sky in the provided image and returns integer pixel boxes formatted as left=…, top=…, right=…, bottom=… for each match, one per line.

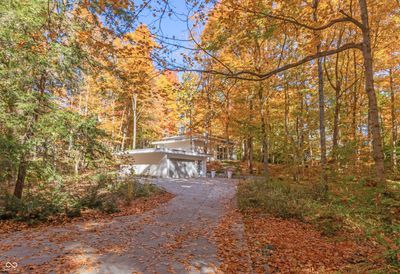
left=136, top=0, right=213, bottom=70
left=100, top=0, right=214, bottom=73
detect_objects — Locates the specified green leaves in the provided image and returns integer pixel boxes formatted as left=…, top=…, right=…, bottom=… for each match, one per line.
left=0, top=0, right=110, bottom=197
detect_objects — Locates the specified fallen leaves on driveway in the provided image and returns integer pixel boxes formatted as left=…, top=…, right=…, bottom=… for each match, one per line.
left=212, top=205, right=252, bottom=273
left=0, top=192, right=174, bottom=273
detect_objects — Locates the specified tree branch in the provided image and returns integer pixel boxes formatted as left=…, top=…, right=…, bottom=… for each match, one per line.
left=226, top=42, right=363, bottom=81
left=164, top=43, right=363, bottom=82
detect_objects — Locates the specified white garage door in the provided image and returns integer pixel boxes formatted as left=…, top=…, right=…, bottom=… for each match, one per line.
left=169, top=159, right=200, bottom=178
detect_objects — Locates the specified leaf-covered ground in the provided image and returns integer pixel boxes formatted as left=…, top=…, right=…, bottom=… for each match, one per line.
left=0, top=178, right=239, bottom=273
left=211, top=207, right=386, bottom=273
left=1, top=177, right=394, bottom=273
left=0, top=192, right=174, bottom=236
left=242, top=212, right=385, bottom=273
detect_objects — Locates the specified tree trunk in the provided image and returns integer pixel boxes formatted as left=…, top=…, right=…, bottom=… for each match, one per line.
left=242, top=139, right=248, bottom=161
left=358, top=0, right=385, bottom=182
left=13, top=74, right=46, bottom=198
left=390, top=68, right=397, bottom=170
left=258, top=84, right=269, bottom=177
left=248, top=94, right=254, bottom=173
left=14, top=158, right=28, bottom=199
left=332, top=85, right=341, bottom=159
left=284, top=81, right=290, bottom=165
left=294, top=83, right=304, bottom=182
left=352, top=51, right=359, bottom=143
left=317, top=45, right=328, bottom=189
left=248, top=136, right=254, bottom=174
left=352, top=51, right=360, bottom=167
left=132, top=94, right=137, bottom=149
left=313, top=0, right=328, bottom=190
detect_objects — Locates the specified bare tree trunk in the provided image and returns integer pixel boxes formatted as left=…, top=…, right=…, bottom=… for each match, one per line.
left=359, top=0, right=385, bottom=183
left=332, top=86, right=340, bottom=157
left=111, top=95, right=115, bottom=151
left=390, top=68, right=397, bottom=171
left=121, top=107, right=130, bottom=151
left=14, top=159, right=27, bottom=199
left=331, top=50, right=343, bottom=160
left=294, top=84, right=304, bottom=183
left=317, top=49, right=328, bottom=188
left=74, top=156, right=80, bottom=176
left=313, top=0, right=328, bottom=190
left=132, top=94, right=137, bottom=149
left=352, top=51, right=359, bottom=143
left=248, top=95, right=254, bottom=173
left=352, top=51, right=360, bottom=167
left=248, top=136, right=254, bottom=174
left=118, top=106, right=126, bottom=151
left=242, top=139, right=248, bottom=162
left=258, top=83, right=269, bottom=177
left=205, top=83, right=212, bottom=155
left=284, top=81, right=290, bottom=165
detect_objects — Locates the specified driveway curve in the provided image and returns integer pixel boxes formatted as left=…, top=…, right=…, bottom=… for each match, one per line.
left=0, top=178, right=241, bottom=273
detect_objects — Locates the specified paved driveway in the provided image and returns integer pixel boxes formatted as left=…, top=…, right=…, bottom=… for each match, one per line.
left=0, top=178, right=241, bottom=273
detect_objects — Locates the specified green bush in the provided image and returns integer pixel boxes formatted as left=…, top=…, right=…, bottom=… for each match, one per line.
left=134, top=183, right=162, bottom=198
left=0, top=193, right=61, bottom=222
left=65, top=204, right=82, bottom=218
left=0, top=171, right=165, bottom=223
left=110, top=175, right=163, bottom=202
left=238, top=179, right=345, bottom=235
left=314, top=212, right=344, bottom=236
left=79, top=172, right=115, bottom=209
left=238, top=179, right=314, bottom=220
left=100, top=197, right=119, bottom=213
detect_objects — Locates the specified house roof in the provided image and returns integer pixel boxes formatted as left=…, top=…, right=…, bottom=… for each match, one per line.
left=151, top=134, right=234, bottom=146
left=116, top=148, right=210, bottom=159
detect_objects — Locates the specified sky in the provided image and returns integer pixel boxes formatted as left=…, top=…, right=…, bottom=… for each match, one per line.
left=99, top=0, right=214, bottom=76
left=136, top=0, right=213, bottom=70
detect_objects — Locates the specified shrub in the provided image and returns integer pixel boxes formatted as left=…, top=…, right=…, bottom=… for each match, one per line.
left=0, top=193, right=61, bottom=222
left=65, top=204, right=82, bottom=218
left=0, top=171, right=165, bottom=223
left=314, top=212, right=344, bottom=236
left=238, top=179, right=309, bottom=220
left=100, top=196, right=119, bottom=213
left=79, top=172, right=115, bottom=209
left=134, top=182, right=162, bottom=198
left=238, top=179, right=344, bottom=235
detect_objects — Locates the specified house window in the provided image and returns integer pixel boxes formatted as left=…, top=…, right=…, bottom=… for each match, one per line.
left=217, top=146, right=223, bottom=160
left=217, top=146, right=229, bottom=160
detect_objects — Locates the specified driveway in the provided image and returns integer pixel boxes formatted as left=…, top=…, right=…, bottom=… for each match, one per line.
left=0, top=178, right=244, bottom=273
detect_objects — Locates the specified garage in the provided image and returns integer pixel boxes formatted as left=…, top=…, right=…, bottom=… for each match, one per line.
left=117, top=148, right=208, bottom=178
left=168, top=159, right=200, bottom=178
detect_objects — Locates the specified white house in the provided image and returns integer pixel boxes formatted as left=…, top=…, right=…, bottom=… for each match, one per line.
left=118, top=134, right=234, bottom=178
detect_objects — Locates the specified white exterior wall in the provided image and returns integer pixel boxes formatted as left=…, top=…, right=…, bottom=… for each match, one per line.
left=162, top=140, right=192, bottom=150
left=122, top=153, right=168, bottom=177
left=159, top=140, right=206, bottom=154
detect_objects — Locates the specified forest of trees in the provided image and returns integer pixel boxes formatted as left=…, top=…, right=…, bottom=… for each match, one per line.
left=0, top=0, right=399, bottom=199
left=184, top=0, right=400, bottom=185
left=0, top=0, right=399, bottom=272
left=0, top=1, right=181, bottom=199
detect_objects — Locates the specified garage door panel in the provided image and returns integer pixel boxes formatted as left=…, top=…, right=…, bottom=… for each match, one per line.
left=169, top=159, right=199, bottom=178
